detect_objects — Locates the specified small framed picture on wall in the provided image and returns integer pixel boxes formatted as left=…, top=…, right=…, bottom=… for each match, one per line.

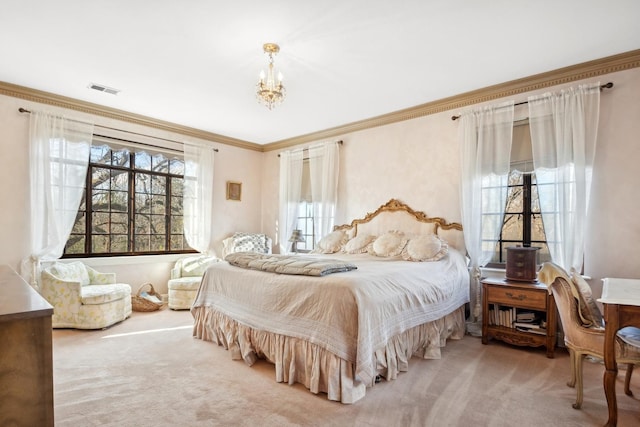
left=226, top=181, right=242, bottom=201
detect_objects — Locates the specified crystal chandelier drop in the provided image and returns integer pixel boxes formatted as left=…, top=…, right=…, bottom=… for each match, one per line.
left=256, top=43, right=286, bottom=110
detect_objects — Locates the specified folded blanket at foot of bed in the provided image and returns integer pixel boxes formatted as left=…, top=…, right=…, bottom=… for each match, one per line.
left=224, top=252, right=357, bottom=276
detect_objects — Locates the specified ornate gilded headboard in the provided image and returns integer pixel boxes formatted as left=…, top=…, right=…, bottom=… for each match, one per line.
left=333, top=199, right=465, bottom=253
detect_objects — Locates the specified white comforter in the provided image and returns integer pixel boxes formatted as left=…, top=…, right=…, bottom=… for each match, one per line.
left=192, top=249, right=469, bottom=385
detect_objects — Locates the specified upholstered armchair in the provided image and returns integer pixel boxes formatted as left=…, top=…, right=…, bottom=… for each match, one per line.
left=167, top=255, right=218, bottom=310
left=40, top=261, right=132, bottom=329
left=538, top=262, right=640, bottom=409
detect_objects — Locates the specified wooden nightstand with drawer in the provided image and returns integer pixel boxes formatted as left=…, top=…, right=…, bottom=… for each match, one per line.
left=481, top=278, right=556, bottom=358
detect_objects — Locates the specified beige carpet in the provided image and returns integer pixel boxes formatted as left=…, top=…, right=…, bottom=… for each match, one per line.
left=52, top=309, right=640, bottom=426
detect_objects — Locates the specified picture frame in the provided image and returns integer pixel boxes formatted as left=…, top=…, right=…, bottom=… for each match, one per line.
left=226, top=181, right=242, bottom=201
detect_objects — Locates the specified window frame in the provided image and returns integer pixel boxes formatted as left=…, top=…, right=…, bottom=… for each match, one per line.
left=62, top=141, right=196, bottom=258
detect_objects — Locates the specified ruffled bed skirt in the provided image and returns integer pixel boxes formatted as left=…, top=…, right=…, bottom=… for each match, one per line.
left=192, top=305, right=466, bottom=404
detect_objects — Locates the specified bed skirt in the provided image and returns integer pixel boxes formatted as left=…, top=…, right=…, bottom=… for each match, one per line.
left=192, top=305, right=466, bottom=404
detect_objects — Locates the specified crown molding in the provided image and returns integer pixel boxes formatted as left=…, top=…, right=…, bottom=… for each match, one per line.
left=263, top=49, right=640, bottom=152
left=0, top=81, right=263, bottom=152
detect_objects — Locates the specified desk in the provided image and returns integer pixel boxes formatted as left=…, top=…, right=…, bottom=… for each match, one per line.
left=598, top=278, right=640, bottom=427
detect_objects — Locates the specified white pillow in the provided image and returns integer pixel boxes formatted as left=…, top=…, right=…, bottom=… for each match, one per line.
left=402, top=234, right=449, bottom=262
left=343, top=234, right=376, bottom=254
left=368, top=231, right=408, bottom=257
left=313, top=230, right=348, bottom=254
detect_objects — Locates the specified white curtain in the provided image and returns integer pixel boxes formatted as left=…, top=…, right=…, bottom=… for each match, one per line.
left=459, top=101, right=514, bottom=335
left=21, top=111, right=94, bottom=289
left=528, top=83, right=600, bottom=274
left=183, top=143, right=215, bottom=254
left=308, top=141, right=340, bottom=242
left=278, top=149, right=304, bottom=253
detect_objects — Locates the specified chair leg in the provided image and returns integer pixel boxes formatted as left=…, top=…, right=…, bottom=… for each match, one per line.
left=572, top=352, right=584, bottom=410
left=624, top=364, right=634, bottom=397
left=567, top=349, right=577, bottom=388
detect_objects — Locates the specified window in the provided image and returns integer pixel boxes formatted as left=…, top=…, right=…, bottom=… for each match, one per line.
left=487, top=123, right=550, bottom=266
left=63, top=140, right=194, bottom=257
left=294, top=201, right=315, bottom=252
left=293, top=159, right=315, bottom=252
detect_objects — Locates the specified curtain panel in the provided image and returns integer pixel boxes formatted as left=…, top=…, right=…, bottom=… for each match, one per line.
left=459, top=101, right=514, bottom=335
left=528, top=82, right=601, bottom=273
left=308, top=141, right=340, bottom=243
left=278, top=149, right=304, bottom=254
left=183, top=143, right=215, bottom=254
left=21, top=111, right=94, bottom=289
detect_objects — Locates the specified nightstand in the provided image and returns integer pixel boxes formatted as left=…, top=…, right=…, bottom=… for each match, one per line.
left=481, top=277, right=556, bottom=358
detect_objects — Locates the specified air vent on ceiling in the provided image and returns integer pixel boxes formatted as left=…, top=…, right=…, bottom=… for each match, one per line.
left=88, top=83, right=121, bottom=95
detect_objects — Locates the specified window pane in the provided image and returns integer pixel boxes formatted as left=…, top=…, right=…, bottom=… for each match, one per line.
left=135, top=194, right=151, bottom=213
left=135, top=152, right=151, bottom=170
left=65, top=236, right=85, bottom=254
left=71, top=212, right=85, bottom=234
left=92, top=167, right=112, bottom=191
left=92, top=212, right=109, bottom=234
left=111, top=169, right=128, bottom=191
left=135, top=235, right=150, bottom=252
left=110, top=190, right=128, bottom=212
left=151, top=215, right=165, bottom=234
left=91, top=145, right=111, bottom=164
left=135, top=214, right=150, bottom=234
left=135, top=173, right=151, bottom=193
left=531, top=214, right=547, bottom=241
left=111, top=234, right=128, bottom=252
left=111, top=148, right=130, bottom=167
left=151, top=176, right=166, bottom=195
left=504, top=186, right=523, bottom=213
left=171, top=177, right=183, bottom=196
left=501, top=214, right=523, bottom=241
left=169, top=159, right=184, bottom=175
left=92, top=235, right=109, bottom=253
left=150, top=235, right=165, bottom=251
left=170, top=196, right=183, bottom=215
left=152, top=153, right=169, bottom=173
left=111, top=213, right=128, bottom=234
left=171, top=215, right=183, bottom=234
left=170, top=234, right=185, bottom=250
left=151, top=195, right=165, bottom=215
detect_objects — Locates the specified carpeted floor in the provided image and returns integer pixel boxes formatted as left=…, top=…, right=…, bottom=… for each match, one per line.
left=52, top=309, right=640, bottom=426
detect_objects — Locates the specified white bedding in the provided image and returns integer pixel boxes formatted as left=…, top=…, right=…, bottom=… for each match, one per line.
left=192, top=248, right=469, bottom=387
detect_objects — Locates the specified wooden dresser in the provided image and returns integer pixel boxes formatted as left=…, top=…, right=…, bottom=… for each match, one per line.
left=0, top=265, right=54, bottom=427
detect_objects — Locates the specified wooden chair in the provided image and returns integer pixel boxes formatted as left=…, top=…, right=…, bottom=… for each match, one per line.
left=539, top=262, right=640, bottom=409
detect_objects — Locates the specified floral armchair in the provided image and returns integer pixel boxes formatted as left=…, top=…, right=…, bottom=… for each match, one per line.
left=167, top=255, right=218, bottom=310
left=40, top=261, right=132, bottom=329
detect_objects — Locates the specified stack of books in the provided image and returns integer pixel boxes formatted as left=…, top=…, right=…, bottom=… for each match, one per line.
left=487, top=307, right=547, bottom=335
left=512, top=311, right=547, bottom=335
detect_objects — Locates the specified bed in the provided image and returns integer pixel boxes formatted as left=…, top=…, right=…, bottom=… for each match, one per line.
left=191, top=199, right=469, bottom=403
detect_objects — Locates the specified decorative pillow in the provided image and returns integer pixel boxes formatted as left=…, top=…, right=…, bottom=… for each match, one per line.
left=402, top=234, right=449, bottom=262
left=50, top=261, right=90, bottom=286
left=368, top=231, right=408, bottom=257
left=313, top=230, right=348, bottom=254
left=343, top=234, right=376, bottom=254
left=571, top=272, right=604, bottom=328
left=231, top=232, right=270, bottom=254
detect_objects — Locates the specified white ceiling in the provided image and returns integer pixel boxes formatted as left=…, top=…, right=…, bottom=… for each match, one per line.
left=1, top=1, right=639, bottom=145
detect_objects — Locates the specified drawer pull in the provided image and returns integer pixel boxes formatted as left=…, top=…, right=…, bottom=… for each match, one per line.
left=505, top=292, right=526, bottom=301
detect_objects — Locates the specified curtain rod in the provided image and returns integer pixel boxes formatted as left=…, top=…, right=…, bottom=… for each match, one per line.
left=277, top=140, right=344, bottom=157
left=18, top=107, right=219, bottom=152
left=450, top=82, right=614, bottom=121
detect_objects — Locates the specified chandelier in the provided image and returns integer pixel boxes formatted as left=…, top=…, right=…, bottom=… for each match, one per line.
left=256, top=43, right=286, bottom=110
